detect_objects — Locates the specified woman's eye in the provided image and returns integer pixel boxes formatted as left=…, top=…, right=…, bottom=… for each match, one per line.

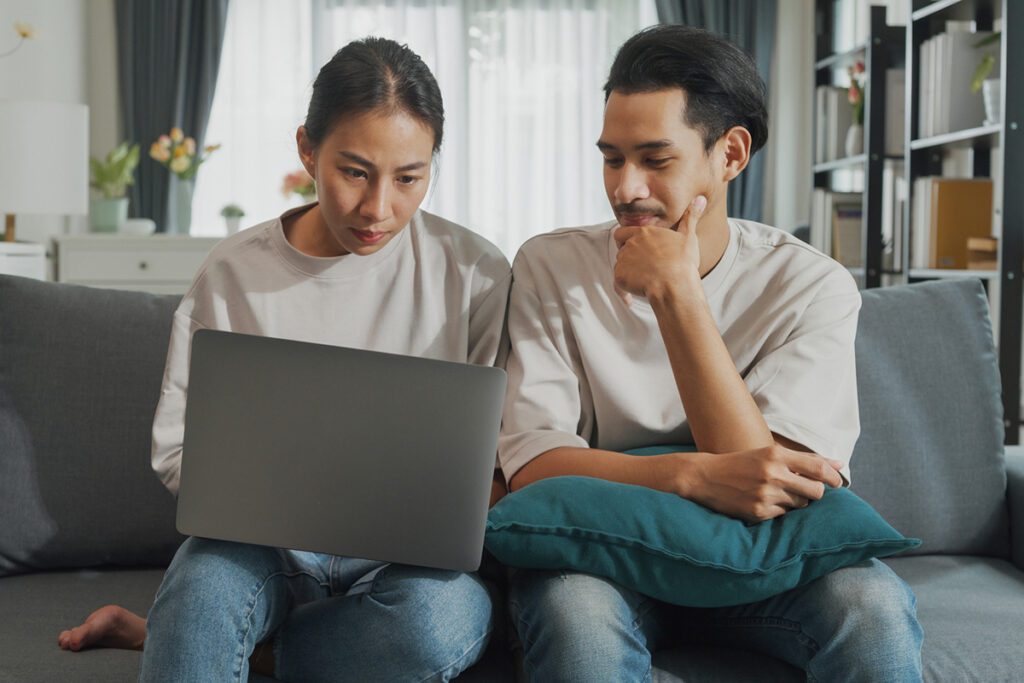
left=342, top=167, right=367, bottom=179
left=397, top=175, right=420, bottom=185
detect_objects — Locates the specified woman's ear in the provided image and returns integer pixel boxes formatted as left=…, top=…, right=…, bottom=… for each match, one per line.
left=718, top=126, right=752, bottom=183
left=296, top=126, right=317, bottom=179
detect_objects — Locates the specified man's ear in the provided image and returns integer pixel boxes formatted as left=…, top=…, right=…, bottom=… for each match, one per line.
left=295, top=126, right=317, bottom=179
left=718, top=126, right=752, bottom=182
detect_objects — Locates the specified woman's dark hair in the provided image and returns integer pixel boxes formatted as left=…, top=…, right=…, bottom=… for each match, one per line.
left=304, top=37, right=444, bottom=153
left=604, top=25, right=768, bottom=155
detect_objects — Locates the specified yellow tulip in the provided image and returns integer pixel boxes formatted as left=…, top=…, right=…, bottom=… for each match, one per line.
left=170, top=127, right=184, bottom=143
left=170, top=156, right=190, bottom=174
left=173, top=145, right=187, bottom=159
left=184, top=137, right=196, bottom=155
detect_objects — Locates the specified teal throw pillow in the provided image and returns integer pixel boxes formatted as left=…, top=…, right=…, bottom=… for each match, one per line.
left=486, top=446, right=919, bottom=607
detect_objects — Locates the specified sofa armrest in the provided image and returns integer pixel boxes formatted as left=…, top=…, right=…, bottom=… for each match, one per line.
left=1007, top=446, right=1024, bottom=571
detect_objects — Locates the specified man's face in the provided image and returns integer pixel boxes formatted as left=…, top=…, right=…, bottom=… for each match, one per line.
left=598, top=89, right=719, bottom=229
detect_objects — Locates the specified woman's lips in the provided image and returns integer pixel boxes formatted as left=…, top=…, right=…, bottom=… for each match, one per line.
left=350, top=228, right=387, bottom=244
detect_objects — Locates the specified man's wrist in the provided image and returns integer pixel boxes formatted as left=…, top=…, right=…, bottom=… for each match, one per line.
left=647, top=271, right=706, bottom=315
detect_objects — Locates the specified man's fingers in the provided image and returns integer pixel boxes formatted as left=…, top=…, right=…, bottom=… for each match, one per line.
left=784, top=451, right=844, bottom=488
left=613, top=225, right=638, bottom=248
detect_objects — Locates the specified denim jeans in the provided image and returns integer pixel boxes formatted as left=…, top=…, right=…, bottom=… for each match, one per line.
left=139, top=537, right=494, bottom=682
left=508, top=559, right=923, bottom=683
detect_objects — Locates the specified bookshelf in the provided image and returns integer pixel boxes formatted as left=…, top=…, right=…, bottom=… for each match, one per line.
left=905, top=0, right=1022, bottom=443
left=812, top=3, right=905, bottom=289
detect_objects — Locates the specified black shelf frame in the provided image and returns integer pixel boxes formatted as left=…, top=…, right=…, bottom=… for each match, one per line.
left=813, top=3, right=904, bottom=289
left=906, top=0, right=1021, bottom=443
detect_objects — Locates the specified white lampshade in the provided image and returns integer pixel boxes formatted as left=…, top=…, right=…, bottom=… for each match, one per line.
left=0, top=101, right=89, bottom=216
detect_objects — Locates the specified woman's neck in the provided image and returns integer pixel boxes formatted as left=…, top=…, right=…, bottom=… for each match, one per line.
left=283, top=204, right=348, bottom=257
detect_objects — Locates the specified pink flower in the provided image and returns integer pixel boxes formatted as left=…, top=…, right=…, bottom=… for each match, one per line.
left=853, top=60, right=865, bottom=74
left=848, top=85, right=861, bottom=105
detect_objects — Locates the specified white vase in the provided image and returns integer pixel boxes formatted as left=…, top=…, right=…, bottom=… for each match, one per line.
left=174, top=178, right=193, bottom=235
left=224, top=216, right=242, bottom=235
left=982, top=79, right=1001, bottom=125
left=844, top=123, right=864, bottom=158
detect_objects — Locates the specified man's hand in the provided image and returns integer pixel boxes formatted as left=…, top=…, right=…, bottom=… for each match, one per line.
left=613, top=195, right=707, bottom=300
left=672, top=443, right=845, bottom=524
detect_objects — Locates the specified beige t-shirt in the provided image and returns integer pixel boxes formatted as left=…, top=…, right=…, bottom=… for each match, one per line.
left=152, top=206, right=511, bottom=495
left=498, top=218, right=861, bottom=484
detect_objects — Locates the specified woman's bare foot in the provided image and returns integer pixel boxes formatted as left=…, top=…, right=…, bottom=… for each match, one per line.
left=57, top=604, right=146, bottom=652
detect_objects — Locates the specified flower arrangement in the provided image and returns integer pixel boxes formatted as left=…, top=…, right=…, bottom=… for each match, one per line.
left=149, top=127, right=220, bottom=180
left=282, top=169, right=316, bottom=202
left=847, top=60, right=866, bottom=125
left=90, top=142, right=141, bottom=199
left=1, top=22, right=34, bottom=59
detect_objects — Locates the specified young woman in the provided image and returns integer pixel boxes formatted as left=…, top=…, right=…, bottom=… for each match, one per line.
left=58, top=37, right=510, bottom=682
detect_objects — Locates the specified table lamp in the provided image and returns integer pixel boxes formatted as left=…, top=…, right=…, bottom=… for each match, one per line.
left=0, top=101, right=89, bottom=242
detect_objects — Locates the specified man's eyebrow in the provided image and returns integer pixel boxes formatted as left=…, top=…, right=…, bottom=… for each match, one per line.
left=595, top=139, right=675, bottom=152
left=337, top=151, right=427, bottom=173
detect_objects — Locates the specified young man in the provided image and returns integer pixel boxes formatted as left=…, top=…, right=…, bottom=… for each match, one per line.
left=498, top=25, right=923, bottom=682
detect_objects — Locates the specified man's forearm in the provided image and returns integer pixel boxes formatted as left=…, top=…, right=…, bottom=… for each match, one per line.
left=648, top=278, right=773, bottom=453
left=508, top=446, right=688, bottom=493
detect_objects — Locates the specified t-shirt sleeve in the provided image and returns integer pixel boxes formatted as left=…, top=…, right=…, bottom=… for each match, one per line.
left=151, top=308, right=205, bottom=497
left=498, top=262, right=589, bottom=484
left=743, top=269, right=861, bottom=482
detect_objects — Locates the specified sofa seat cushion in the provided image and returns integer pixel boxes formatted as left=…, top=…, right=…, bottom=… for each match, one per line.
left=886, top=555, right=1024, bottom=682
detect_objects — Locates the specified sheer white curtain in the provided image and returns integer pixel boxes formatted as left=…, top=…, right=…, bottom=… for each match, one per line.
left=194, top=0, right=658, bottom=256
left=191, top=1, right=315, bottom=236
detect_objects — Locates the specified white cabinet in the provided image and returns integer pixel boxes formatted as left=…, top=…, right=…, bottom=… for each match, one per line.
left=53, top=235, right=220, bottom=294
left=0, top=242, right=47, bottom=280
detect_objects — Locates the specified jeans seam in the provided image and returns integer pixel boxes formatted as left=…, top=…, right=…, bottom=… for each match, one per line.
left=238, top=569, right=329, bottom=683
left=707, top=616, right=821, bottom=669
left=416, top=623, right=494, bottom=683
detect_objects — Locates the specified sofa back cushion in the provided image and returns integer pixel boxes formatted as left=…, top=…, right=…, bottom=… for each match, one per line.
left=852, top=279, right=1008, bottom=556
left=0, top=275, right=185, bottom=576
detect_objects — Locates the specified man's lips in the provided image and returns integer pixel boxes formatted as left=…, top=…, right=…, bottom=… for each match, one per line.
left=618, top=213, right=659, bottom=227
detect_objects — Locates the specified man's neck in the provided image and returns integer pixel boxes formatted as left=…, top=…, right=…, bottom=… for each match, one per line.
left=696, top=210, right=731, bottom=279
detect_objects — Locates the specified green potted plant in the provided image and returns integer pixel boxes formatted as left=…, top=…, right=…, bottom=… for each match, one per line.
left=971, top=32, right=1001, bottom=125
left=220, top=203, right=246, bottom=234
left=89, top=142, right=140, bottom=232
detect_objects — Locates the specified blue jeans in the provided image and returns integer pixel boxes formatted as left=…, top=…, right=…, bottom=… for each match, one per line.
left=139, top=537, right=494, bottom=682
left=508, top=559, right=923, bottom=682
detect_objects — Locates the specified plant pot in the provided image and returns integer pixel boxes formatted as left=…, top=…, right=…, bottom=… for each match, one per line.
left=844, top=123, right=864, bottom=158
left=982, top=79, right=1001, bottom=125
left=90, top=197, right=129, bottom=233
left=224, top=216, right=242, bottom=235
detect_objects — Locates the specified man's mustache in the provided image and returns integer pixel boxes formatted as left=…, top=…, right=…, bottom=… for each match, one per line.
left=614, top=204, right=666, bottom=217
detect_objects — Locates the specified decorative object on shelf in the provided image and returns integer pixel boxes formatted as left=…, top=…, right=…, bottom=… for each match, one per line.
left=0, top=21, right=34, bottom=60
left=845, top=60, right=865, bottom=157
left=0, top=101, right=88, bottom=243
left=971, top=33, right=1001, bottom=125
left=89, top=142, right=140, bottom=233
left=220, top=203, right=245, bottom=235
left=282, top=168, right=316, bottom=203
left=121, top=218, right=157, bottom=236
left=149, top=127, right=220, bottom=234
left=967, top=236, right=998, bottom=271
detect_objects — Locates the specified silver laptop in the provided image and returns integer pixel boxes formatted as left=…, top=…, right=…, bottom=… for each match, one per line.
left=176, top=329, right=506, bottom=572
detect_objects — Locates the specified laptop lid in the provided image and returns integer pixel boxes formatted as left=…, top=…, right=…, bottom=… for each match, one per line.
left=176, top=329, right=506, bottom=572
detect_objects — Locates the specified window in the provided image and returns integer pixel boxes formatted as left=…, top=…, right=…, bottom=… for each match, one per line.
left=192, top=0, right=658, bottom=257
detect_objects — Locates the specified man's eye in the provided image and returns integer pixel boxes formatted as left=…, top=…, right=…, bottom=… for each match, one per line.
left=343, top=168, right=367, bottom=179
left=647, top=157, right=671, bottom=167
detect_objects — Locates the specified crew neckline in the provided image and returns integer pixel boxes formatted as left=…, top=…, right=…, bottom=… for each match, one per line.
left=270, top=203, right=412, bottom=280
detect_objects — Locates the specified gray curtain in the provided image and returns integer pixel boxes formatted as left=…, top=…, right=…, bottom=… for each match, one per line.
left=655, top=0, right=776, bottom=222
left=116, top=0, right=230, bottom=232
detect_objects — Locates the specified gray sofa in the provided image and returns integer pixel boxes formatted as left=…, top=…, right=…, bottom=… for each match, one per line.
left=1, top=273, right=1022, bottom=682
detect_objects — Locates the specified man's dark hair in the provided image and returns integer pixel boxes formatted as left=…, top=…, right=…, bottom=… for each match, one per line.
left=305, top=37, right=444, bottom=153
left=604, top=25, right=768, bottom=155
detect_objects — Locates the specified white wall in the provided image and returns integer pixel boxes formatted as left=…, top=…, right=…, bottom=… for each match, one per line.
left=87, top=0, right=121, bottom=161
left=0, top=0, right=89, bottom=242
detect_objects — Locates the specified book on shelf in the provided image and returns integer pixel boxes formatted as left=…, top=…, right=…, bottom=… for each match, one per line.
left=917, top=23, right=998, bottom=138
left=911, top=177, right=994, bottom=269
left=811, top=189, right=862, bottom=266
left=967, top=237, right=998, bottom=270
left=814, top=69, right=904, bottom=163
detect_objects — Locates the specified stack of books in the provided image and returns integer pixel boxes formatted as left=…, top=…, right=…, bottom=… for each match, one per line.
left=911, top=177, right=994, bottom=269
left=917, top=22, right=997, bottom=138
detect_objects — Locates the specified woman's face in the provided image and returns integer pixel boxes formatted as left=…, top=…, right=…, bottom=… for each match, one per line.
left=297, top=109, right=435, bottom=256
